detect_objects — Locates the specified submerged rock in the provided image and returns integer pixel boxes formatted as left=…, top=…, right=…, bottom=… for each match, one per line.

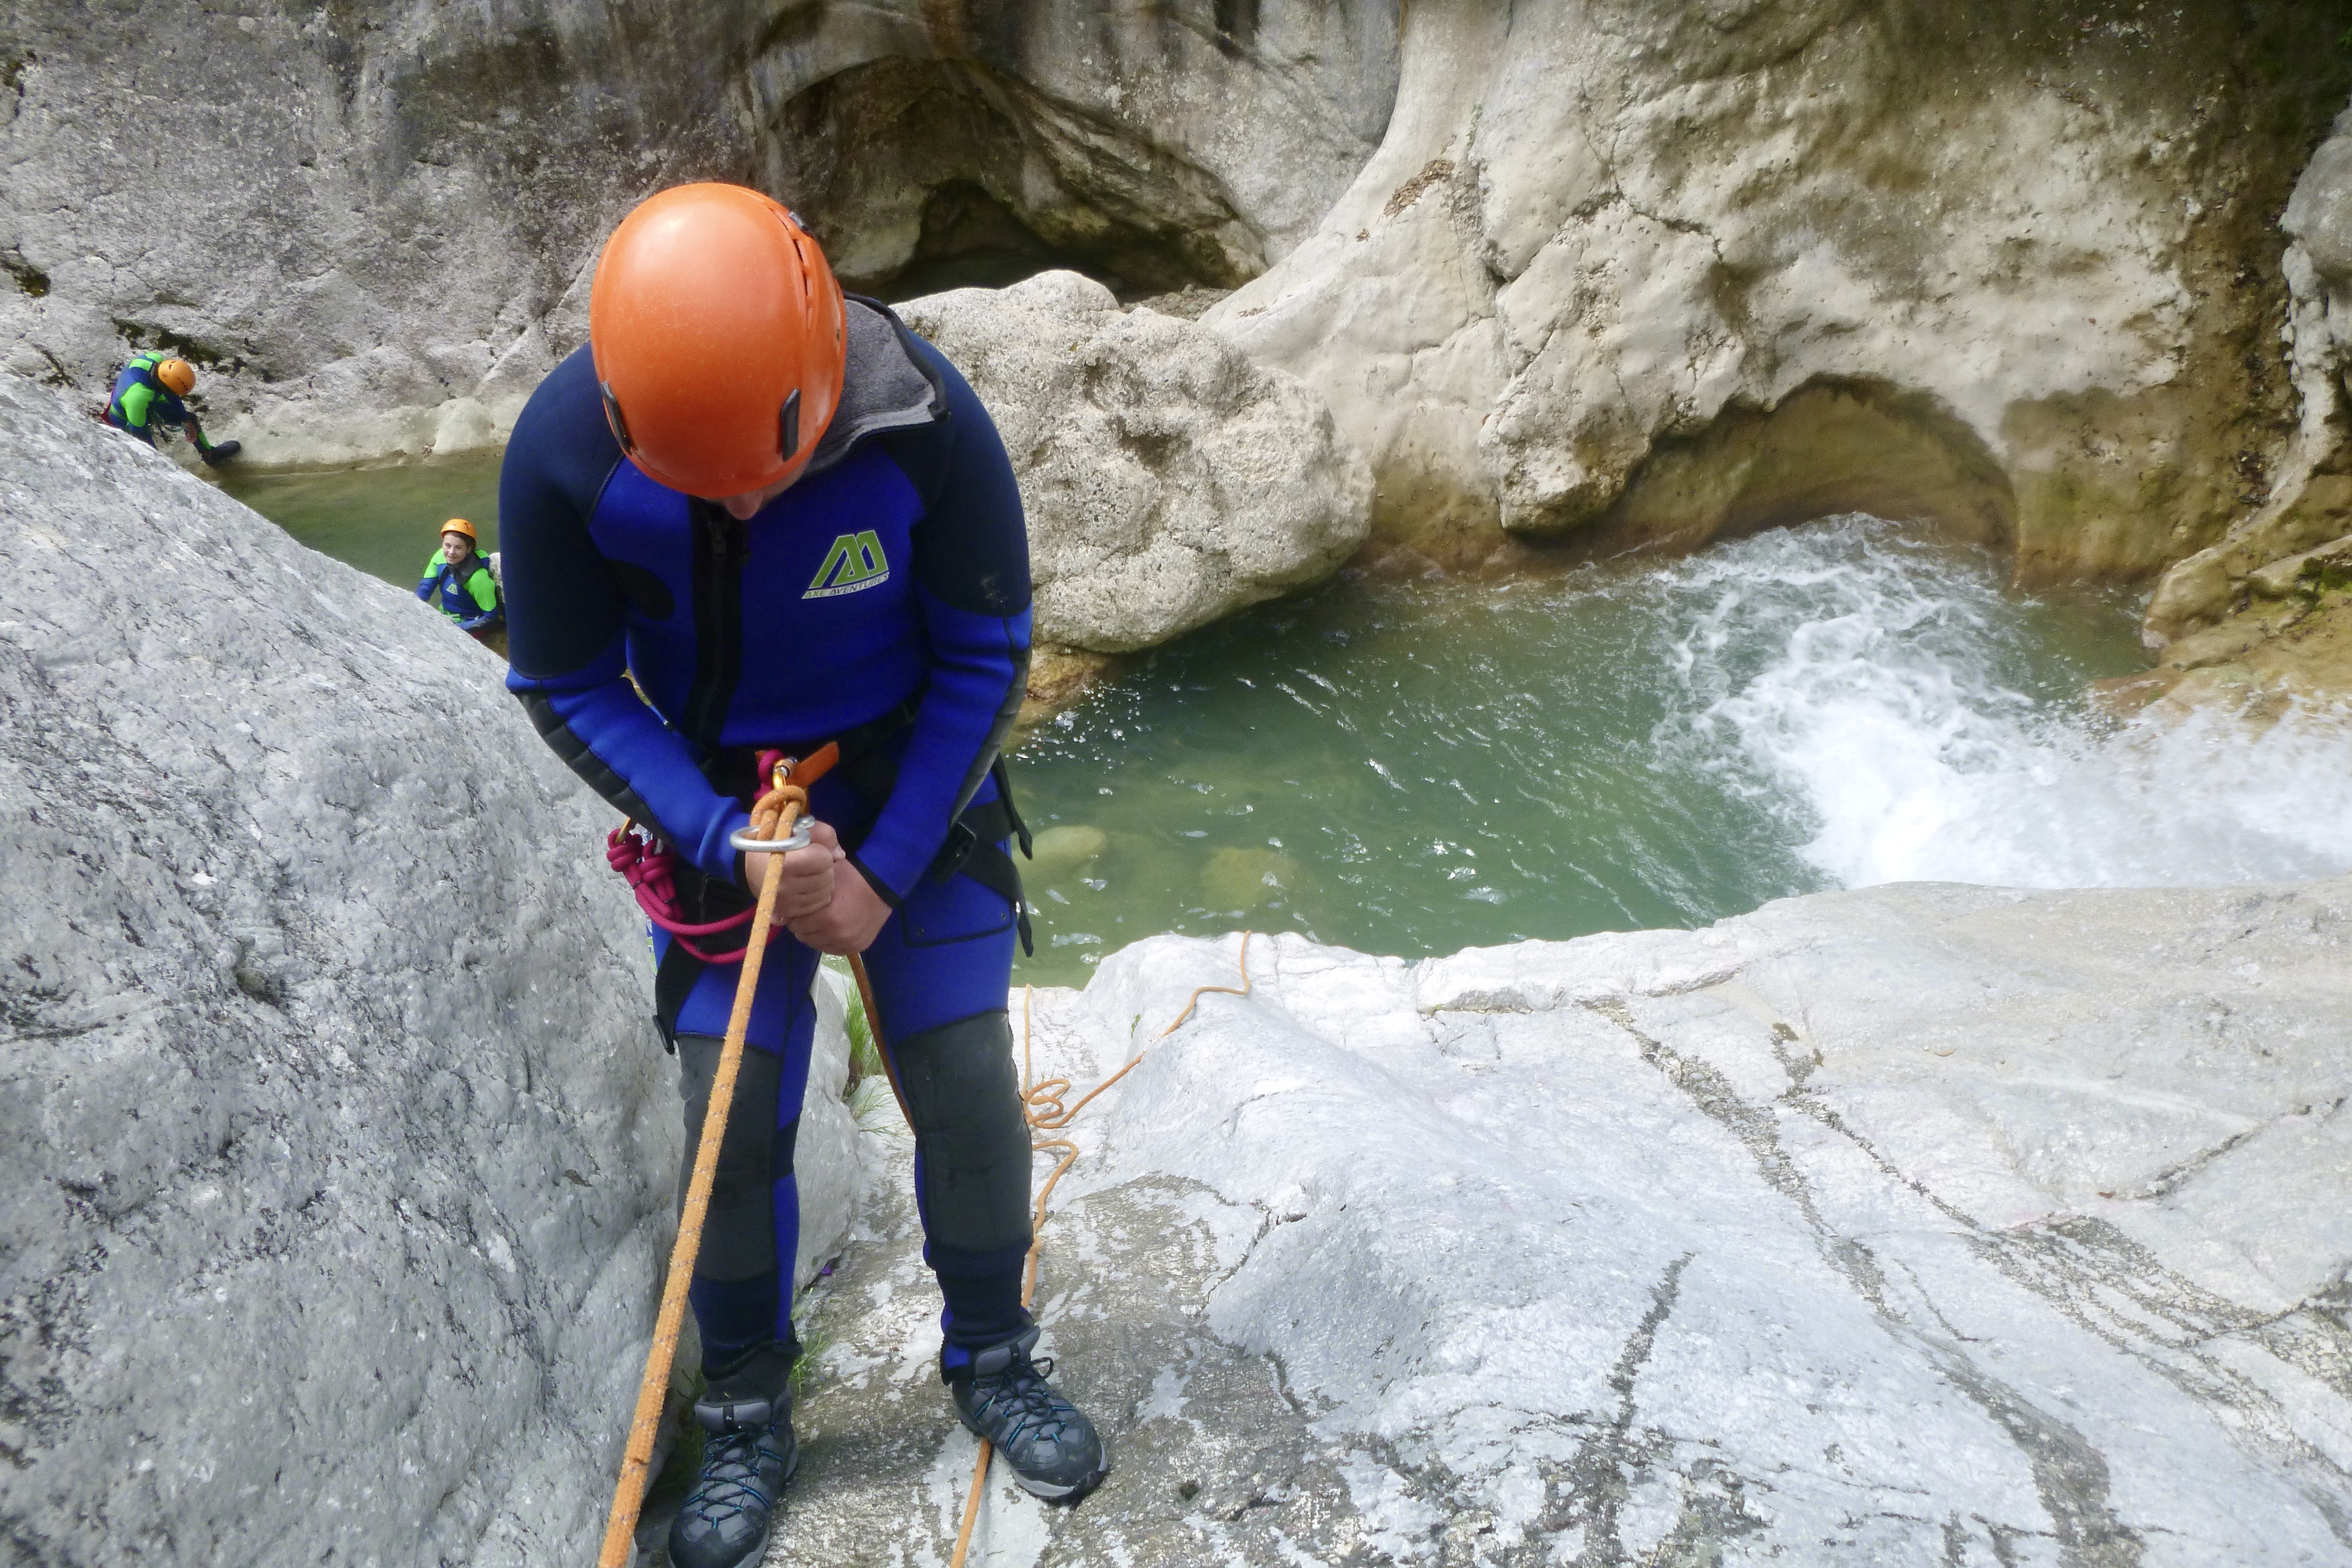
left=1026, top=825, right=1110, bottom=880
left=900, top=272, right=1371, bottom=654
left=0, top=373, right=866, bottom=1562
left=1197, top=845, right=1308, bottom=914
left=777, top=877, right=2352, bottom=1563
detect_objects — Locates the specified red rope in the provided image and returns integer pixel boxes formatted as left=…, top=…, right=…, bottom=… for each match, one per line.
left=604, top=826, right=760, bottom=962
left=602, top=746, right=834, bottom=966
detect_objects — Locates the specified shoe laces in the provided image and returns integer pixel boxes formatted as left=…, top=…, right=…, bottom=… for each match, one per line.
left=970, top=1351, right=1076, bottom=1452
left=684, top=1425, right=787, bottom=1525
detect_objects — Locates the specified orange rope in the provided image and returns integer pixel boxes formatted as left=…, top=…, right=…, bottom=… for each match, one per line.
left=595, top=765, right=808, bottom=1568
left=948, top=933, right=1256, bottom=1566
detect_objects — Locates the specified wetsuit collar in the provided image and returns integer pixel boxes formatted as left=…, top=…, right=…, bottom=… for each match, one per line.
left=802, top=297, right=947, bottom=479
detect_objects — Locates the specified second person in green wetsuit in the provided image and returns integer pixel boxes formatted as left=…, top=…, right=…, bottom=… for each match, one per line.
left=102, top=351, right=240, bottom=464
left=415, top=517, right=505, bottom=650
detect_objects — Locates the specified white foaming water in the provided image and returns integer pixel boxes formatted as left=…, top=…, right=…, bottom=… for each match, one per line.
left=1647, top=518, right=2352, bottom=892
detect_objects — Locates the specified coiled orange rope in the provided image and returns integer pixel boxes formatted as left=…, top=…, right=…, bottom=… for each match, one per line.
left=947, top=932, right=1256, bottom=1567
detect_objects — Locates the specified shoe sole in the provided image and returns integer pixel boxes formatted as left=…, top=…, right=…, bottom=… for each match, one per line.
left=955, top=1418, right=1109, bottom=1504
left=1013, top=1461, right=1108, bottom=1504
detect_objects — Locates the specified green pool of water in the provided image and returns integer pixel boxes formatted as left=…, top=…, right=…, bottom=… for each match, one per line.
left=210, top=452, right=503, bottom=589
left=1006, top=534, right=2152, bottom=984
left=225, top=458, right=2352, bottom=989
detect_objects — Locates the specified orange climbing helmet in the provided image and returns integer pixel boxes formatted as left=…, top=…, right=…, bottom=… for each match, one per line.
left=587, top=183, right=847, bottom=500
left=155, top=358, right=195, bottom=396
left=439, top=517, right=477, bottom=543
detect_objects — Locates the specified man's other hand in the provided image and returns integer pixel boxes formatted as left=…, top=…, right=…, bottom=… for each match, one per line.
left=748, top=819, right=892, bottom=953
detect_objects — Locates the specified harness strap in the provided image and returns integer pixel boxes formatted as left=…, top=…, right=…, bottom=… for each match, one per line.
left=652, top=938, right=705, bottom=1055
left=924, top=758, right=1035, bottom=957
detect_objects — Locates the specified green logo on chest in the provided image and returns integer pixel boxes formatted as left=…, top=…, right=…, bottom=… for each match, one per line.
left=805, top=530, right=891, bottom=598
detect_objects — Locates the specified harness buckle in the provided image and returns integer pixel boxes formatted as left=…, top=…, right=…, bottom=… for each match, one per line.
left=933, top=817, right=979, bottom=881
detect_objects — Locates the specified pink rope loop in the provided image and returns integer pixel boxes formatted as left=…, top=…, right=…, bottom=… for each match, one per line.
left=604, top=826, right=757, bottom=954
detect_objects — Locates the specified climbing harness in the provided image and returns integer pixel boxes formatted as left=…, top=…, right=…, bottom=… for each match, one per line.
left=945, top=933, right=1256, bottom=1568
left=623, top=708, right=1033, bottom=1055
left=596, top=751, right=828, bottom=1568
left=605, top=743, right=833, bottom=965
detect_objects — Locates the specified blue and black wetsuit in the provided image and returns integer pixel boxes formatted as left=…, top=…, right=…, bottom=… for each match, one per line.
left=501, top=299, right=1037, bottom=1374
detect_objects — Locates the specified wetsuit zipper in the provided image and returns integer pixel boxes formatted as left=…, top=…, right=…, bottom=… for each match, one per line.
left=683, top=501, right=747, bottom=753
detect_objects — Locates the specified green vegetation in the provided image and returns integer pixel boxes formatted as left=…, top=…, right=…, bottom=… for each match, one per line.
left=823, top=956, right=902, bottom=1134
left=3, top=249, right=47, bottom=299
left=840, top=971, right=881, bottom=1087
left=110, top=318, right=246, bottom=374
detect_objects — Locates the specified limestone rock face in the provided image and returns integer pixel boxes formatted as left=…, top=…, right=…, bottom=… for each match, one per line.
left=2134, top=98, right=2352, bottom=694
left=1207, top=2, right=2348, bottom=580
left=899, top=272, right=1371, bottom=653
left=772, top=880, right=2352, bottom=1562
left=0, top=0, right=1394, bottom=466
left=0, top=373, right=864, bottom=1563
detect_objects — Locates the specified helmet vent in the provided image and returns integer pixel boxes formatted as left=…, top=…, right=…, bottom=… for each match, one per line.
left=600, top=381, right=635, bottom=454
left=779, top=388, right=802, bottom=461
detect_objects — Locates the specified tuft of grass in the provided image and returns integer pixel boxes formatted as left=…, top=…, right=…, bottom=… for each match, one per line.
left=789, top=1322, right=828, bottom=1402
left=848, top=1075, right=905, bottom=1137
left=843, top=987, right=882, bottom=1086
left=825, top=954, right=886, bottom=1094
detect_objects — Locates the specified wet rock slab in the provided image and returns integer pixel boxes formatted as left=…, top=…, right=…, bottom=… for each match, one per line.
left=738, top=1120, right=1372, bottom=1566
left=760, top=878, right=2352, bottom=1565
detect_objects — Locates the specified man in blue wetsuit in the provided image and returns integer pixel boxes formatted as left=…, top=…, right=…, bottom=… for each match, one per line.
left=499, top=184, right=1100, bottom=1568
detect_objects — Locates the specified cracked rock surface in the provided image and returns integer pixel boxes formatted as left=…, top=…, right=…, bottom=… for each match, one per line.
left=0, top=372, right=867, bottom=1564
left=764, top=878, right=2352, bottom=1564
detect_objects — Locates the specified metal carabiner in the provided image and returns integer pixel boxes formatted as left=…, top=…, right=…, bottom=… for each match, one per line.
left=729, top=815, right=813, bottom=856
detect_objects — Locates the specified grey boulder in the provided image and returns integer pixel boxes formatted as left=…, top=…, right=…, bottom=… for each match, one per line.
left=0, top=372, right=864, bottom=1564
left=899, top=271, right=1371, bottom=654
left=782, top=879, right=2352, bottom=1562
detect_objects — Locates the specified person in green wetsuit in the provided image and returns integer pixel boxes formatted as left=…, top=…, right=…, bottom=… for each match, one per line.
left=414, top=517, right=505, bottom=652
left=102, top=352, right=240, bottom=465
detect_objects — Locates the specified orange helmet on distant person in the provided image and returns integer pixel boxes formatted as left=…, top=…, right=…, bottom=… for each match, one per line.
left=588, top=183, right=846, bottom=500
left=439, top=518, right=477, bottom=543
left=156, top=358, right=195, bottom=396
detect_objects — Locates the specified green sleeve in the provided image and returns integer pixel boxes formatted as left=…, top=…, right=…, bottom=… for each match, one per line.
left=119, top=382, right=156, bottom=429
left=466, top=566, right=500, bottom=614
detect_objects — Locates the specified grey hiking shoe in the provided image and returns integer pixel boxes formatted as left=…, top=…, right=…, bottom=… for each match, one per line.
left=945, top=1327, right=1107, bottom=1502
left=669, top=1345, right=798, bottom=1568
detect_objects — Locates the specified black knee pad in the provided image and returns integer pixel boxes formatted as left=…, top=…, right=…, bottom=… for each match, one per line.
left=676, top=1036, right=797, bottom=1282
left=890, top=1011, right=1034, bottom=1258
